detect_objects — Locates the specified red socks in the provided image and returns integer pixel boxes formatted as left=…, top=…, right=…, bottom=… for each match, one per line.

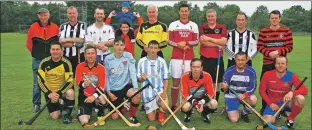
left=171, top=86, right=179, bottom=107
left=288, top=104, right=303, bottom=121
left=128, top=102, right=139, bottom=117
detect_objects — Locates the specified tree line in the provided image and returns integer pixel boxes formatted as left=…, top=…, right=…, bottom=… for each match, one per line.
left=1, top=1, right=311, bottom=33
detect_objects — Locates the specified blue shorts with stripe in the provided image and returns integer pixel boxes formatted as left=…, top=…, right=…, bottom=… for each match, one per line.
left=263, top=100, right=291, bottom=116
left=225, top=98, right=243, bottom=112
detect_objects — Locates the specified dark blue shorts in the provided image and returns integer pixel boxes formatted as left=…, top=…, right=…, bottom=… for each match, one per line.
left=263, top=100, right=291, bottom=116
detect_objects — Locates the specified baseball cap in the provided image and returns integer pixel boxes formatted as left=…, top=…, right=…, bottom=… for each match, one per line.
left=37, top=8, right=49, bottom=14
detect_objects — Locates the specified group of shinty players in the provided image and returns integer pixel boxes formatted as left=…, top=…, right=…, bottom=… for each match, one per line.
left=25, top=2, right=308, bottom=129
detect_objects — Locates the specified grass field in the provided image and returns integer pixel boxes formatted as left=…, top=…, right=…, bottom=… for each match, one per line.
left=1, top=33, right=311, bottom=130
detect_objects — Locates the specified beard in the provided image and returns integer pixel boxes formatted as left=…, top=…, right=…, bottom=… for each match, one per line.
left=96, top=18, right=104, bottom=22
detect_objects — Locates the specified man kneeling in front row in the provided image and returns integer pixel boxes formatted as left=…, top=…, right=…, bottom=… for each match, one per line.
left=181, top=58, right=218, bottom=124
left=222, top=51, right=257, bottom=123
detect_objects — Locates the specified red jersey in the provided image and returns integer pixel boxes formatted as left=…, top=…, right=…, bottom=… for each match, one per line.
left=259, top=70, right=307, bottom=105
left=168, top=20, right=199, bottom=60
left=199, top=23, right=228, bottom=58
left=181, top=71, right=214, bottom=99
left=257, top=26, right=293, bottom=65
left=121, top=33, right=135, bottom=57
left=75, top=62, right=106, bottom=91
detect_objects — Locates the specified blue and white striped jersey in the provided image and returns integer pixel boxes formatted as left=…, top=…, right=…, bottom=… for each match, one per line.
left=104, top=52, right=138, bottom=92
left=137, top=56, right=170, bottom=102
left=223, top=65, right=257, bottom=98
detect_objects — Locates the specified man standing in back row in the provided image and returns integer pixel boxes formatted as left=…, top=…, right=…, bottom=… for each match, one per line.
left=136, top=4, right=168, bottom=58
left=225, top=12, right=257, bottom=68
left=257, top=10, right=294, bottom=115
left=59, top=6, right=86, bottom=70
left=168, top=4, right=199, bottom=111
left=85, top=7, right=115, bottom=65
left=199, top=9, right=228, bottom=108
left=26, top=8, right=59, bottom=112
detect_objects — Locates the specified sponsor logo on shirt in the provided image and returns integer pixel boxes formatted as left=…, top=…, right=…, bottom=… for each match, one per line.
left=110, top=68, right=128, bottom=74
left=179, top=31, right=190, bottom=37
left=266, top=42, right=284, bottom=47
left=269, top=80, right=276, bottom=83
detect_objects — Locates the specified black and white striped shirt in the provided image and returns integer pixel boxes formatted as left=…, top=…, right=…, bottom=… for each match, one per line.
left=225, top=29, right=257, bottom=60
left=59, top=21, right=86, bottom=57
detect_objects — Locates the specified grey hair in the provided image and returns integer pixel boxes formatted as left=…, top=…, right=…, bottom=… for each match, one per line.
left=67, top=6, right=78, bottom=13
left=147, top=4, right=158, bottom=13
left=206, top=9, right=217, bottom=16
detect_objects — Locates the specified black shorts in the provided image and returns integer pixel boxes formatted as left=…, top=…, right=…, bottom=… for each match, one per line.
left=80, top=52, right=85, bottom=63
left=227, top=59, right=252, bottom=69
left=77, top=88, right=106, bottom=116
left=44, top=96, right=62, bottom=113
left=108, top=84, right=133, bottom=111
left=66, top=56, right=79, bottom=76
left=260, top=63, right=275, bottom=80
left=200, top=56, right=224, bottom=83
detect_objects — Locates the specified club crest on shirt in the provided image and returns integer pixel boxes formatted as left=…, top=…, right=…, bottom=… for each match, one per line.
left=245, top=35, right=249, bottom=39
left=279, top=34, right=284, bottom=38
left=284, top=82, right=289, bottom=87
left=214, top=29, right=220, bottom=34
left=123, top=61, right=127, bottom=65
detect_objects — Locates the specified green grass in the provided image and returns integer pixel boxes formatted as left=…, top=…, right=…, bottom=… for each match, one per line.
left=1, top=33, right=311, bottom=130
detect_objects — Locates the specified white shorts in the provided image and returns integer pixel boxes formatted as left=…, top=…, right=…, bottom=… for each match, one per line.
left=169, top=59, right=191, bottom=78
left=144, top=97, right=160, bottom=114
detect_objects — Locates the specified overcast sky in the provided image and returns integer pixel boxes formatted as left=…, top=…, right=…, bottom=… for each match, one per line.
left=27, top=1, right=311, bottom=16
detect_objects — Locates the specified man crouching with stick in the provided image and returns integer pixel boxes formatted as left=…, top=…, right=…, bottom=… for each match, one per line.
left=180, top=58, right=218, bottom=124
left=75, top=45, right=107, bottom=127
left=137, top=40, right=170, bottom=123
left=37, top=42, right=75, bottom=124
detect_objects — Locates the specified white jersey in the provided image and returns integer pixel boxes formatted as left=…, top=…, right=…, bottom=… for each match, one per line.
left=137, top=56, right=170, bottom=102
left=85, top=23, right=115, bottom=55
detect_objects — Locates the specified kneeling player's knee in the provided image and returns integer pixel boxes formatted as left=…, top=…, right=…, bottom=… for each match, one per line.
left=147, top=115, right=156, bottom=122
left=111, top=113, right=119, bottom=120
left=229, top=116, right=239, bottom=123
left=208, top=99, right=218, bottom=109
left=78, top=115, right=90, bottom=124
left=182, top=102, right=192, bottom=112
left=65, top=89, right=75, bottom=100
left=131, top=95, right=141, bottom=104
left=263, top=116, right=275, bottom=123
left=50, top=112, right=60, bottom=120
left=294, top=95, right=305, bottom=104
left=249, top=95, right=258, bottom=106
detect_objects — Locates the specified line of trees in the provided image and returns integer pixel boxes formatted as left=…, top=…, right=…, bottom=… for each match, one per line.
left=1, top=1, right=311, bottom=33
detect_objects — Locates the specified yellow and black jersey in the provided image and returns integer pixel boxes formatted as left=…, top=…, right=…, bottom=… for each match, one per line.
left=136, top=21, right=168, bottom=49
left=37, top=56, right=74, bottom=96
